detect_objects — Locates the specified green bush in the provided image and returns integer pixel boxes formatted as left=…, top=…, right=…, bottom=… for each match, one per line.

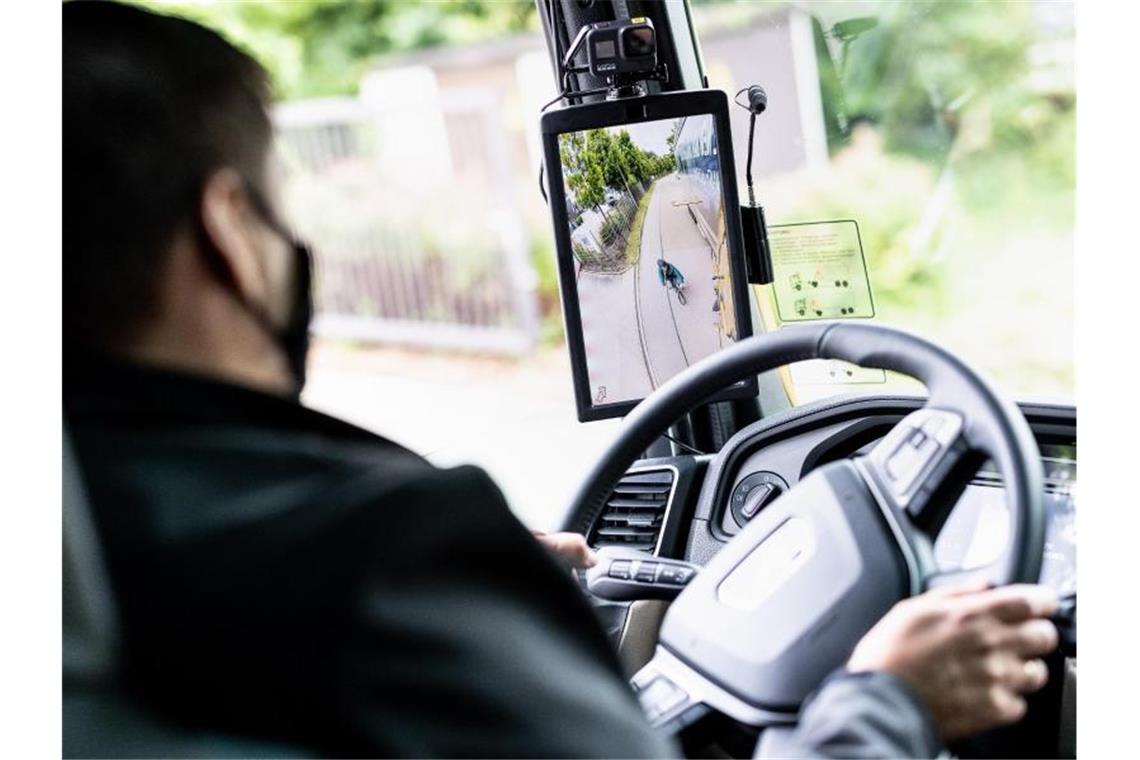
left=598, top=212, right=630, bottom=249
left=529, top=231, right=567, bottom=346
left=761, top=128, right=948, bottom=315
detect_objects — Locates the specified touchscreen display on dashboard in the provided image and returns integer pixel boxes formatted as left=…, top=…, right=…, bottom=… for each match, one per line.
left=934, top=445, right=1077, bottom=596
left=542, top=92, right=754, bottom=421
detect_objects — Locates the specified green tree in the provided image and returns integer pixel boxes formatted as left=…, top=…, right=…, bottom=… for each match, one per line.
left=135, top=0, right=538, bottom=99
left=560, top=132, right=604, bottom=210
left=615, top=130, right=653, bottom=185
left=823, top=0, right=1056, bottom=163
left=560, top=132, right=623, bottom=250
left=586, top=130, right=619, bottom=193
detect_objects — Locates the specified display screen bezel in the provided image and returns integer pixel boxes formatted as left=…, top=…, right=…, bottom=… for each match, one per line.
left=540, top=90, right=757, bottom=421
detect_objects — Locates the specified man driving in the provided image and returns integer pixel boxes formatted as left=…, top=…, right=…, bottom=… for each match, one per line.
left=63, top=3, right=1059, bottom=757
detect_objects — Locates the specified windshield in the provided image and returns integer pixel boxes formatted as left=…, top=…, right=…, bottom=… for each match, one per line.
left=690, top=0, right=1074, bottom=404
left=141, top=0, right=1074, bottom=524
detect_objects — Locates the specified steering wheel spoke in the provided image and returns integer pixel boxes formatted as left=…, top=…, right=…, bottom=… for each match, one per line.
left=861, top=408, right=967, bottom=518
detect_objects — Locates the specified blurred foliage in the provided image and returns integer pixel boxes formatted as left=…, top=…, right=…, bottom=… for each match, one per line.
left=801, top=0, right=1075, bottom=309
left=775, top=0, right=1074, bottom=395
left=763, top=128, right=947, bottom=313
left=529, top=233, right=565, bottom=345
left=137, top=0, right=537, bottom=99
left=820, top=0, right=1073, bottom=177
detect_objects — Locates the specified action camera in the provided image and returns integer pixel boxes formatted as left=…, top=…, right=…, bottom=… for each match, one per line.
left=584, top=17, right=657, bottom=77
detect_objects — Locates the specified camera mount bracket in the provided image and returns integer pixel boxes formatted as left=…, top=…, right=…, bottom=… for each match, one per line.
left=604, top=63, right=670, bottom=100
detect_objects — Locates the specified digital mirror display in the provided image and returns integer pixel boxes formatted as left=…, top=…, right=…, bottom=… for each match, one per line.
left=557, top=114, right=739, bottom=408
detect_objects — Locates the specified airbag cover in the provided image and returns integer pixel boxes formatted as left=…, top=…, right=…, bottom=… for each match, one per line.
left=659, top=461, right=910, bottom=711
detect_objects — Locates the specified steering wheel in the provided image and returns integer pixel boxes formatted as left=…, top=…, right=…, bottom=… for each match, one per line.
left=563, top=322, right=1046, bottom=725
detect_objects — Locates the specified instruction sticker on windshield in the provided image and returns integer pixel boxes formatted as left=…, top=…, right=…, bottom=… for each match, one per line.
left=769, top=220, right=875, bottom=322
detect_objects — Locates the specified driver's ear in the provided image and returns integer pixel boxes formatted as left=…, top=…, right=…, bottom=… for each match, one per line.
left=198, top=168, right=266, bottom=305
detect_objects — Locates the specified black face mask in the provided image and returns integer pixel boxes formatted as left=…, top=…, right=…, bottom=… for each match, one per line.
left=270, top=235, right=314, bottom=395
left=206, top=182, right=314, bottom=396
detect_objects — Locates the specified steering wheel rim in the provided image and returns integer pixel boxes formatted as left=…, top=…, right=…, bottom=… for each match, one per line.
left=563, top=322, right=1045, bottom=587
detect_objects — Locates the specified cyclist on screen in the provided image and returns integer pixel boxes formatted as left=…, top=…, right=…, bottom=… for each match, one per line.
left=656, top=258, right=685, bottom=290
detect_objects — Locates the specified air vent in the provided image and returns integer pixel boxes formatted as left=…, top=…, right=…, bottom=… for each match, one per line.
left=589, top=469, right=675, bottom=553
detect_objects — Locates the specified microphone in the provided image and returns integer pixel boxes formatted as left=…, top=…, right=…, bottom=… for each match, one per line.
left=742, top=84, right=769, bottom=197
left=738, top=83, right=772, bottom=284
left=747, top=84, right=768, bottom=115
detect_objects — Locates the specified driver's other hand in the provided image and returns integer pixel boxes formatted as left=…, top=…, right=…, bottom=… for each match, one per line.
left=532, top=531, right=598, bottom=570
left=847, top=582, right=1059, bottom=742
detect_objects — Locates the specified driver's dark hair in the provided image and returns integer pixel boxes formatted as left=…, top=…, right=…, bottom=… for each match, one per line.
left=64, top=0, right=274, bottom=347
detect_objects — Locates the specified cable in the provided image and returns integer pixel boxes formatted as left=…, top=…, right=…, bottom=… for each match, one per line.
left=541, top=89, right=569, bottom=113
left=734, top=85, right=768, bottom=207
left=540, top=83, right=610, bottom=112
left=533, top=2, right=613, bottom=203
left=539, top=1, right=607, bottom=112
left=542, top=0, right=608, bottom=110
left=662, top=432, right=706, bottom=456
left=537, top=4, right=599, bottom=206
left=734, top=83, right=775, bottom=285
left=745, top=113, right=756, bottom=206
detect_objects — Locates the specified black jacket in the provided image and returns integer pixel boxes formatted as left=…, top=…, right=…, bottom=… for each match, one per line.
left=65, top=355, right=940, bottom=758
left=66, top=356, right=676, bottom=757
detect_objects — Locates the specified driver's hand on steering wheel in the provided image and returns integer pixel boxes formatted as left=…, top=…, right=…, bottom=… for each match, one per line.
left=532, top=531, right=598, bottom=570
left=847, top=582, right=1059, bottom=742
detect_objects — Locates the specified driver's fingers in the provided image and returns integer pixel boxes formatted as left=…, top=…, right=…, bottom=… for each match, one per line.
left=988, top=686, right=1029, bottom=725
left=984, top=651, right=1049, bottom=693
left=534, top=532, right=598, bottom=569
left=960, top=584, right=1059, bottom=622
left=1002, top=618, right=1060, bottom=658
left=923, top=577, right=990, bottom=599
left=1012, top=658, right=1050, bottom=694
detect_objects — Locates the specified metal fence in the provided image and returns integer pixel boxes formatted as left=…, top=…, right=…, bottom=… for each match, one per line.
left=569, top=182, right=644, bottom=273
left=274, top=90, right=539, bottom=355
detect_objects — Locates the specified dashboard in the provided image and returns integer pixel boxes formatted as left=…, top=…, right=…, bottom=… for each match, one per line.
left=641, top=396, right=1076, bottom=595
left=588, top=395, right=1075, bottom=757
left=715, top=435, right=1076, bottom=596
left=934, top=445, right=1076, bottom=596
